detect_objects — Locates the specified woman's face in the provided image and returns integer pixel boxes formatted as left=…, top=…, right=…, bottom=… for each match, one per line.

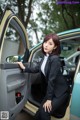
left=43, top=38, right=56, bottom=54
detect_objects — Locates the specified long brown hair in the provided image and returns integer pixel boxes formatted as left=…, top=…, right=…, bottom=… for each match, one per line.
left=42, top=33, right=61, bottom=55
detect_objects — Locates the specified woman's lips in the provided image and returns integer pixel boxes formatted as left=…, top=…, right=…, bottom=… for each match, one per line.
left=44, top=48, right=48, bottom=51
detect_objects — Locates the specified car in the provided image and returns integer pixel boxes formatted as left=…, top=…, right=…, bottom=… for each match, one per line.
left=0, top=7, right=80, bottom=120
left=66, top=51, right=80, bottom=66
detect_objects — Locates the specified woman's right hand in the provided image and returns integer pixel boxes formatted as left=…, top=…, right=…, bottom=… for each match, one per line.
left=17, top=62, right=25, bottom=70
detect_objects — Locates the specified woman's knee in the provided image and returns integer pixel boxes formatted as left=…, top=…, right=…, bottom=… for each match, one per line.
left=40, top=106, right=51, bottom=120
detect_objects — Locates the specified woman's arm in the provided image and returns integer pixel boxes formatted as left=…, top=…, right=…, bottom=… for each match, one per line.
left=17, top=62, right=40, bottom=73
left=17, top=62, right=25, bottom=70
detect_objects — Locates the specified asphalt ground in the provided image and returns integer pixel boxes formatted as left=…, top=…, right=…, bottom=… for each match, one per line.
left=15, top=110, right=35, bottom=120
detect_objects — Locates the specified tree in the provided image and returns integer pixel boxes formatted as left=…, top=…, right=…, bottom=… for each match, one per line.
left=0, top=0, right=80, bottom=47
left=0, top=0, right=36, bottom=50
left=36, top=0, right=80, bottom=35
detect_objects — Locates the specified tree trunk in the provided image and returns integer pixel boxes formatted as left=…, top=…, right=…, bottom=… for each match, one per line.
left=17, top=0, right=33, bottom=54
left=34, top=29, right=39, bottom=43
left=25, top=0, right=33, bottom=28
left=61, top=5, right=69, bottom=29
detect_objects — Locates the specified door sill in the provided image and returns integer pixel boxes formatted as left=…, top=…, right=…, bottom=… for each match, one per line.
left=24, top=101, right=38, bottom=116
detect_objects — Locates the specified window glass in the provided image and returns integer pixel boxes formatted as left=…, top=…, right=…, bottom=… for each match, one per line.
left=32, top=48, right=43, bottom=62
left=1, top=20, right=25, bottom=63
left=60, top=38, right=80, bottom=58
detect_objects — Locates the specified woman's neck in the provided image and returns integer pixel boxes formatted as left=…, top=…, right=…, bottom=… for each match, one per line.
left=45, top=53, right=49, bottom=56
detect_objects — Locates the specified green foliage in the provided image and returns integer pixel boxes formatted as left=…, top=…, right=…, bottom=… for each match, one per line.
left=37, top=0, right=80, bottom=36
left=0, top=0, right=80, bottom=47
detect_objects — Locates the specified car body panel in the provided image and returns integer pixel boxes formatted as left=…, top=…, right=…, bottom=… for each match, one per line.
left=70, top=61, right=80, bottom=120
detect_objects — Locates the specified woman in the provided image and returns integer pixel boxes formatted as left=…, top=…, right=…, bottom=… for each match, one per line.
left=17, top=33, right=69, bottom=120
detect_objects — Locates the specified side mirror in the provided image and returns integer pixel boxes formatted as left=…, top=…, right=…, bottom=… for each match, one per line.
left=6, top=55, right=23, bottom=62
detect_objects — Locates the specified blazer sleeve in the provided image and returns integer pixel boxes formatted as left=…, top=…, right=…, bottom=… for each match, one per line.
left=23, top=62, right=40, bottom=73
left=46, top=56, right=61, bottom=100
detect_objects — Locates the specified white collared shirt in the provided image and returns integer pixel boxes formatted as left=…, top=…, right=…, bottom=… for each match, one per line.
left=41, top=54, right=49, bottom=75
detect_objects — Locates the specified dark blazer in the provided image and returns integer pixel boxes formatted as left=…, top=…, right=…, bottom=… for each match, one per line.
left=24, top=54, right=68, bottom=100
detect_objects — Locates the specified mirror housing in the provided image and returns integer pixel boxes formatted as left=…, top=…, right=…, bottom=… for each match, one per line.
left=6, top=55, right=23, bottom=62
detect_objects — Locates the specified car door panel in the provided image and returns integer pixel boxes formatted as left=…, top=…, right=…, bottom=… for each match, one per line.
left=0, top=8, right=29, bottom=120
left=0, top=63, right=28, bottom=119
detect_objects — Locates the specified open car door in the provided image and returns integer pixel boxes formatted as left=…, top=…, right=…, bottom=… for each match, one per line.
left=70, top=60, right=80, bottom=120
left=0, top=7, right=29, bottom=120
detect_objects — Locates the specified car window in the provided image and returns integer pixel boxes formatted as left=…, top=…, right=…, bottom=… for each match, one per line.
left=60, top=38, right=80, bottom=58
left=31, top=48, right=44, bottom=63
left=31, top=37, right=80, bottom=65
left=67, top=53, right=80, bottom=65
left=1, top=20, right=25, bottom=63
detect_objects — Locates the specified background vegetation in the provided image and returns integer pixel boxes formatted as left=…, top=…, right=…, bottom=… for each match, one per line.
left=0, top=0, right=80, bottom=47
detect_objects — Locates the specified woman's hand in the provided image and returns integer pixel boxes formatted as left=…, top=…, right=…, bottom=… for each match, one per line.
left=43, top=100, right=52, bottom=112
left=17, top=62, right=25, bottom=70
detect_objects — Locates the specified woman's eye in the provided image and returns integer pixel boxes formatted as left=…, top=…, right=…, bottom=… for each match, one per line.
left=49, top=42, right=53, bottom=45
